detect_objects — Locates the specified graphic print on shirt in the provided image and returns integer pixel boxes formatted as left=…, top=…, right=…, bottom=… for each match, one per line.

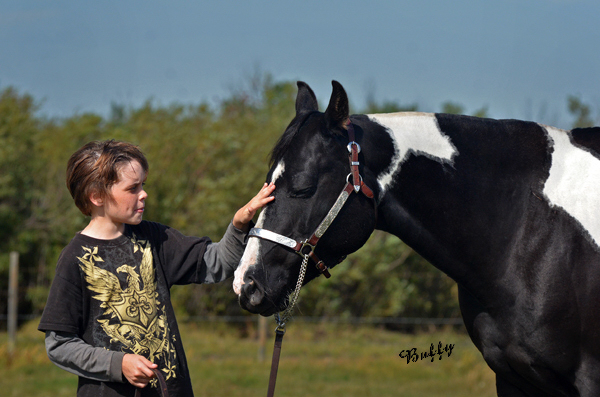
left=78, top=235, right=177, bottom=383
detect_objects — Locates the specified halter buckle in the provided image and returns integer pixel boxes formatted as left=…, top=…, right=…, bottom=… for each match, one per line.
left=347, top=141, right=361, bottom=154
left=315, top=261, right=331, bottom=278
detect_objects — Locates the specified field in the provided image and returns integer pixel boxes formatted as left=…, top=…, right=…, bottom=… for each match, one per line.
left=0, top=319, right=496, bottom=396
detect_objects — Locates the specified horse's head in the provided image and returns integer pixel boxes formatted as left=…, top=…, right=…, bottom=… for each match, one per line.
left=233, top=81, right=378, bottom=316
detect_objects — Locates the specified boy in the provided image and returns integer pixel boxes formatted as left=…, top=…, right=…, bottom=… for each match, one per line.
left=38, top=140, right=275, bottom=396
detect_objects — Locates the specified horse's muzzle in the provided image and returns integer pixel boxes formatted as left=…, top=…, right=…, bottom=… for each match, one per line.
left=238, top=276, right=277, bottom=316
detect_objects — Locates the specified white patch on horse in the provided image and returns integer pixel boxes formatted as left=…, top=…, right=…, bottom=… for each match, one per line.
left=233, top=210, right=265, bottom=295
left=368, top=112, right=458, bottom=194
left=233, top=160, right=285, bottom=296
left=543, top=126, right=600, bottom=247
left=270, top=161, right=285, bottom=184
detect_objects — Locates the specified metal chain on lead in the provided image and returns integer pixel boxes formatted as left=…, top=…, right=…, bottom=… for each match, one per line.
left=275, top=253, right=309, bottom=331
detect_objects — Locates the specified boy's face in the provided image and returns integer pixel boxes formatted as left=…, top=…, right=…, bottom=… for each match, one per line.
left=104, top=160, right=148, bottom=227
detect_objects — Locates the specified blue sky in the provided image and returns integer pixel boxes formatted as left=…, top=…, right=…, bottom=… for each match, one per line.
left=1, top=0, right=599, bottom=129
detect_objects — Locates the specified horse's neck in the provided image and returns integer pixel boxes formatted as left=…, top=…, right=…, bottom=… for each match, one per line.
left=363, top=112, right=465, bottom=276
left=362, top=112, right=551, bottom=289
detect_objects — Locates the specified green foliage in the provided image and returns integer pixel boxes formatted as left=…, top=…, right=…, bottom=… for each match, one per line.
left=363, top=98, right=418, bottom=114
left=441, top=101, right=489, bottom=118
left=567, top=95, right=595, bottom=128
left=0, top=88, right=39, bottom=250
left=441, top=101, right=464, bottom=115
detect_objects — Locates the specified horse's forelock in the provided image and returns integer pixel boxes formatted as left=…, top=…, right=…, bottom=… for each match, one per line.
left=269, top=111, right=318, bottom=167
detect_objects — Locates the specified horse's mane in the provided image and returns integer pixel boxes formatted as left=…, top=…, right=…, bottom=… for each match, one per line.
left=269, top=111, right=316, bottom=167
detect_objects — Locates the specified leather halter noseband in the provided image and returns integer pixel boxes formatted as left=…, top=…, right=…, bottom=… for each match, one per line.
left=248, top=121, right=375, bottom=278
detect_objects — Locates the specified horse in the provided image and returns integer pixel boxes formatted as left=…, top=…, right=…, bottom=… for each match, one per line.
left=232, top=80, right=600, bottom=396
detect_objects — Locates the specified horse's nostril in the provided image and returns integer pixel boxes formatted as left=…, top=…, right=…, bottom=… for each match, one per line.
left=242, top=278, right=264, bottom=307
left=249, top=290, right=263, bottom=306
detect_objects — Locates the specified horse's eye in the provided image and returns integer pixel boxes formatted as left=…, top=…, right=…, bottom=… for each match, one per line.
left=289, top=185, right=317, bottom=199
left=289, top=173, right=318, bottom=198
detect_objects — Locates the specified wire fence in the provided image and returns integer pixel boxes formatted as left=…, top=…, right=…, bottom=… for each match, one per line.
left=181, top=315, right=464, bottom=326
left=1, top=314, right=463, bottom=326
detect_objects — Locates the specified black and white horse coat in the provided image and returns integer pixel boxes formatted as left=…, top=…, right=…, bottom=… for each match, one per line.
left=234, top=81, right=600, bottom=396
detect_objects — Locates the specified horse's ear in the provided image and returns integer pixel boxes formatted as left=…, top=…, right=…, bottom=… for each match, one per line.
left=296, top=81, right=319, bottom=114
left=324, top=80, right=349, bottom=133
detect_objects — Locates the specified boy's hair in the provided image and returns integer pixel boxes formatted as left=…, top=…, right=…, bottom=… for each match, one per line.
left=67, top=140, right=149, bottom=216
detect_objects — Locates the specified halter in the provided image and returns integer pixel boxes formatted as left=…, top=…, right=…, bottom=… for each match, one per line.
left=257, top=120, right=376, bottom=397
left=250, top=121, right=375, bottom=325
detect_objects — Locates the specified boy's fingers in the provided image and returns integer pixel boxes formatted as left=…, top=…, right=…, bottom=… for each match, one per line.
left=122, top=354, right=158, bottom=387
left=141, top=366, right=156, bottom=379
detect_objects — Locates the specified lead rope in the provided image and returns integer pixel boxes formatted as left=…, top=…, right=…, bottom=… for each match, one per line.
left=134, top=368, right=169, bottom=397
left=267, top=254, right=309, bottom=397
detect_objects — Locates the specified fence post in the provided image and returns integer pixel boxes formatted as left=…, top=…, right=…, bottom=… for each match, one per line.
left=8, top=251, right=19, bottom=362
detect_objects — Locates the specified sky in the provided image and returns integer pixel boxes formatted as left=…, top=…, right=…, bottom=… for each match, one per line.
left=1, top=0, right=599, bottom=129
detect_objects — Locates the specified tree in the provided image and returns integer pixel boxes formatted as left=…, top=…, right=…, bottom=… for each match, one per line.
left=441, top=101, right=489, bottom=118
left=568, top=95, right=595, bottom=128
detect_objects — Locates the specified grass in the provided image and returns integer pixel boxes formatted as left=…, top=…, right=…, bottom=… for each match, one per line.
left=0, top=318, right=496, bottom=396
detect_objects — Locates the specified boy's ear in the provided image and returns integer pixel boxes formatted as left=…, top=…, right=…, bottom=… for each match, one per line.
left=89, top=190, right=104, bottom=207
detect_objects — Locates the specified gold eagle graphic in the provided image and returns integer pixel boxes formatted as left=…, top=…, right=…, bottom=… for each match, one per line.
left=78, top=236, right=177, bottom=379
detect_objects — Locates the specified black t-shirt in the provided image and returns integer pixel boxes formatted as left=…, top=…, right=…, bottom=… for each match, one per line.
left=39, top=221, right=222, bottom=397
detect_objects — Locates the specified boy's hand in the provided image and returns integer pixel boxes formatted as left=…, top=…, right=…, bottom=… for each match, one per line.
left=122, top=354, right=158, bottom=388
left=233, top=182, right=276, bottom=231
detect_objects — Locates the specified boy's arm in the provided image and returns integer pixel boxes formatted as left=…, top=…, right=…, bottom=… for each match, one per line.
left=46, top=331, right=158, bottom=388
left=199, top=182, right=275, bottom=283
left=200, top=221, right=252, bottom=283
left=45, top=331, right=125, bottom=383
left=160, top=183, right=275, bottom=286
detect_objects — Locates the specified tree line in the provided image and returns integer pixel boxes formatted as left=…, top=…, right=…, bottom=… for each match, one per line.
left=0, top=75, right=596, bottom=326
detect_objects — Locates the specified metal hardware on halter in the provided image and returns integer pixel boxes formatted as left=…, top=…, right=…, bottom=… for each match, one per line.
left=299, top=240, right=316, bottom=256
left=346, top=173, right=363, bottom=190
left=347, top=141, right=361, bottom=154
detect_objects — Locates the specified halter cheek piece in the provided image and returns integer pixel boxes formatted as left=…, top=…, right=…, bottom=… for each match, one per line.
left=248, top=121, right=375, bottom=279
